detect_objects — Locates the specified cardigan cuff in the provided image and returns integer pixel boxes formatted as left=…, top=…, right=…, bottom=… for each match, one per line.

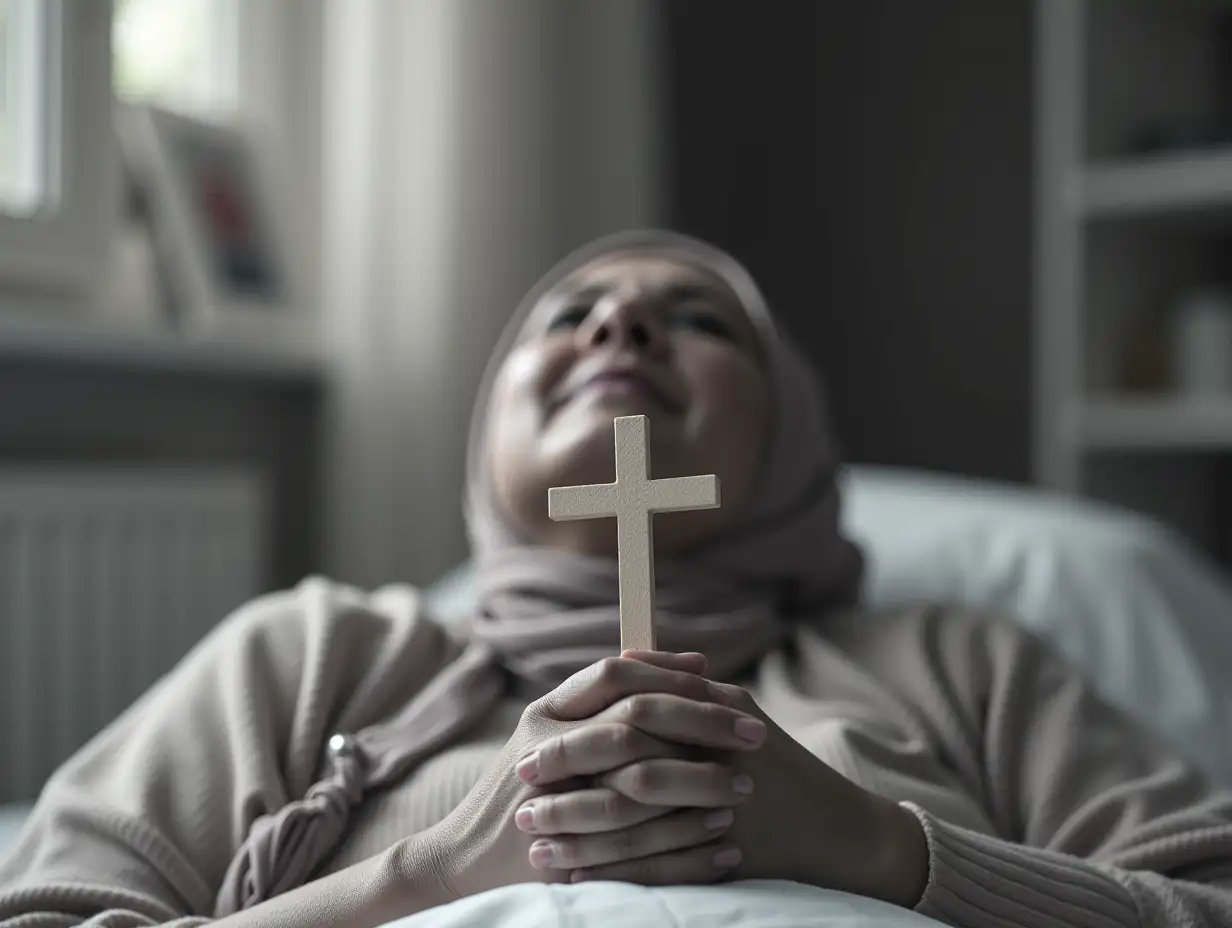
left=900, top=802, right=1139, bottom=928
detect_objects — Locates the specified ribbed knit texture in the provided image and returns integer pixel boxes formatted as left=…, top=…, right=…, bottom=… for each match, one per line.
left=905, top=803, right=1139, bottom=927
left=2, top=579, right=1232, bottom=926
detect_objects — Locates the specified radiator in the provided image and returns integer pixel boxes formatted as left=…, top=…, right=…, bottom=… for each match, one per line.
left=0, top=469, right=268, bottom=803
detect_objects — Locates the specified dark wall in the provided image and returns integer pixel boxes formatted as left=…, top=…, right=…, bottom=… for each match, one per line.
left=662, top=0, right=1033, bottom=482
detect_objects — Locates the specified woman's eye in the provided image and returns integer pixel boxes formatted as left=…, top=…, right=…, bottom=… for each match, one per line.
left=670, top=305, right=733, bottom=340
left=547, top=305, right=590, bottom=331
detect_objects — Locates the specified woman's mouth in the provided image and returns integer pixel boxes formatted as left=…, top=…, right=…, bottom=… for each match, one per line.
left=567, top=368, right=683, bottom=414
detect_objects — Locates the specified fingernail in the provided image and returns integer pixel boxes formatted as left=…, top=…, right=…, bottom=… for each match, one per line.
left=704, top=809, right=734, bottom=830
left=515, top=804, right=537, bottom=832
left=517, top=753, right=540, bottom=784
left=732, top=773, right=754, bottom=795
left=733, top=716, right=766, bottom=744
left=529, top=840, right=556, bottom=868
left=714, top=846, right=742, bottom=868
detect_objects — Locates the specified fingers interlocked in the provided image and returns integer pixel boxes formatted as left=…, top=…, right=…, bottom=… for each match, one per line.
left=517, top=695, right=765, bottom=787
left=513, top=654, right=764, bottom=884
left=512, top=714, right=757, bottom=877
left=525, top=806, right=737, bottom=871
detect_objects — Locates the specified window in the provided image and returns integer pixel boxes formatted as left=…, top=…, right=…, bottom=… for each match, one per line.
left=0, top=0, right=48, bottom=217
left=0, top=0, right=241, bottom=295
left=0, top=0, right=113, bottom=291
left=114, top=0, right=239, bottom=118
left=0, top=1, right=281, bottom=298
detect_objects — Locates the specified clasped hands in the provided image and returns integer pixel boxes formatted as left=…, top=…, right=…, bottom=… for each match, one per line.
left=514, top=650, right=757, bottom=883
left=429, top=650, right=928, bottom=907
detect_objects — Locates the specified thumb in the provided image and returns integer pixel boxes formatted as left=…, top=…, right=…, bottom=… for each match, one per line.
left=620, top=649, right=708, bottom=675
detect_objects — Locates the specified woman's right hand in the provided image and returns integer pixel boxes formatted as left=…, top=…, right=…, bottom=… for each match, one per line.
left=413, top=653, right=765, bottom=901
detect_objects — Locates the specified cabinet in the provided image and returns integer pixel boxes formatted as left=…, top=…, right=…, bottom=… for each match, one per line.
left=0, top=315, right=324, bottom=586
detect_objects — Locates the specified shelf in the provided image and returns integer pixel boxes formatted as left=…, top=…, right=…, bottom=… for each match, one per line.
left=0, top=306, right=324, bottom=382
left=1078, top=149, right=1232, bottom=219
left=1065, top=396, right=1232, bottom=450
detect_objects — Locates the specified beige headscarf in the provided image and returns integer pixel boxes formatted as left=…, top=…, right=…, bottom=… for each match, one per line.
left=466, top=230, right=864, bottom=682
left=215, top=230, right=863, bottom=915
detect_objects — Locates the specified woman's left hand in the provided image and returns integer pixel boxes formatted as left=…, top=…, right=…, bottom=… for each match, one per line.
left=525, top=650, right=931, bottom=907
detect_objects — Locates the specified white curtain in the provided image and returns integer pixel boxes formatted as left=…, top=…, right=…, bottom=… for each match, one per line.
left=320, top=0, right=663, bottom=588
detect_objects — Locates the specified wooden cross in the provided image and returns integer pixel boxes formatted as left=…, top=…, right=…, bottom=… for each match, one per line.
left=548, top=415, right=721, bottom=651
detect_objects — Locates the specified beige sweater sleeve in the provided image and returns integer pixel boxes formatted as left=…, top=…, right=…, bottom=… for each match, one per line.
left=0, top=578, right=453, bottom=928
left=908, top=612, right=1232, bottom=928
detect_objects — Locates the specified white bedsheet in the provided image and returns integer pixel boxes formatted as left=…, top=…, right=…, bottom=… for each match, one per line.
left=382, top=881, right=945, bottom=928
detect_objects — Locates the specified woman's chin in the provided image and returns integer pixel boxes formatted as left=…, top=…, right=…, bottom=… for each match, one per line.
left=540, top=415, right=622, bottom=487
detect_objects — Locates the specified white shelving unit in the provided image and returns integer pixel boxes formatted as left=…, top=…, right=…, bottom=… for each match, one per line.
left=1065, top=396, right=1232, bottom=450
left=1080, top=150, right=1232, bottom=218
left=1036, top=0, right=1232, bottom=558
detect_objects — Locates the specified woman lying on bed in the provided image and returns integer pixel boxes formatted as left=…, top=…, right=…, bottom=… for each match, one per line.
left=4, top=231, right=1232, bottom=928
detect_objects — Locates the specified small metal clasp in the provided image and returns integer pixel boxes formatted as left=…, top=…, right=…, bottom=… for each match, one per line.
left=327, top=732, right=358, bottom=762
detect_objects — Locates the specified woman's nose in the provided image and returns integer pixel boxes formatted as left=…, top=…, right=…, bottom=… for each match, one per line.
left=581, top=297, right=668, bottom=357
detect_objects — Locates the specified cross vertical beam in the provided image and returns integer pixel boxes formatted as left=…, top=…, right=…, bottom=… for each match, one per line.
left=614, top=415, right=655, bottom=651
left=547, top=414, right=721, bottom=652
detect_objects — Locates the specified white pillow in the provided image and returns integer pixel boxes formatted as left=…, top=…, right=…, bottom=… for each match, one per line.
left=841, top=466, right=1232, bottom=787
left=381, top=880, right=946, bottom=928
left=425, top=466, right=1232, bottom=787
left=0, top=802, right=31, bottom=860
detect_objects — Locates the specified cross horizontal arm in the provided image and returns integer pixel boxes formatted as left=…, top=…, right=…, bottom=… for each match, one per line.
left=647, top=474, right=721, bottom=513
left=548, top=483, right=619, bottom=521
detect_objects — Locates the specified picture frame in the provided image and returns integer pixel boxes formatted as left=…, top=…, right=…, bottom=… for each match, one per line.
left=115, top=104, right=302, bottom=348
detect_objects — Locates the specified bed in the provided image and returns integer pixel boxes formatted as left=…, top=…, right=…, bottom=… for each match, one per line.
left=4, top=465, right=1232, bottom=923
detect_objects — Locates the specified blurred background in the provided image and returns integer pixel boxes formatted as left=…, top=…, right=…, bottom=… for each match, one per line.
left=1, top=0, right=1232, bottom=801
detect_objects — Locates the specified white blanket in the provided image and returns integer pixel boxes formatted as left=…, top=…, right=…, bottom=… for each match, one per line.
left=383, top=881, right=945, bottom=928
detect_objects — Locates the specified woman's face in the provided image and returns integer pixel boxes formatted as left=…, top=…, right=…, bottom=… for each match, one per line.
left=486, top=251, right=770, bottom=557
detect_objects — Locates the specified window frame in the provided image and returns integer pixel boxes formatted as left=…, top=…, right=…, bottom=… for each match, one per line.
left=0, top=0, right=116, bottom=293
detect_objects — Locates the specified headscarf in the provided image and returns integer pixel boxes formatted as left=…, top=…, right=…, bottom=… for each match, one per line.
left=465, top=230, right=864, bottom=683
left=215, top=230, right=862, bottom=915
